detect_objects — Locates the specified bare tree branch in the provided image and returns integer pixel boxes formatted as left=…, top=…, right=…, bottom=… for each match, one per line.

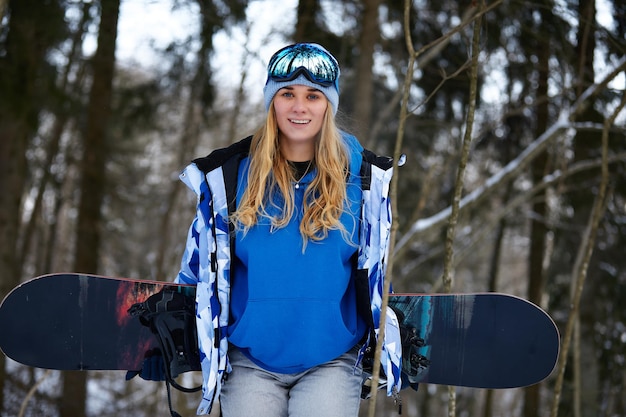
left=550, top=89, right=626, bottom=417
left=398, top=151, right=626, bottom=286
left=18, top=370, right=52, bottom=417
left=440, top=3, right=484, bottom=415
left=366, top=0, right=417, bottom=413
left=395, top=57, right=626, bottom=258
left=367, top=2, right=494, bottom=151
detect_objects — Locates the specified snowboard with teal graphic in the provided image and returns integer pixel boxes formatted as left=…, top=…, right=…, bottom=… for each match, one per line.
left=0, top=273, right=559, bottom=389
left=381, top=292, right=559, bottom=390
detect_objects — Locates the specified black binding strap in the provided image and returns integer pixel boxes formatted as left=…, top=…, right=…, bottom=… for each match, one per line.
left=129, top=289, right=201, bottom=417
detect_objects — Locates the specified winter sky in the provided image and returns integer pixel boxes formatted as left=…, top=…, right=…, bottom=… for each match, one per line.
left=113, top=0, right=623, bottom=104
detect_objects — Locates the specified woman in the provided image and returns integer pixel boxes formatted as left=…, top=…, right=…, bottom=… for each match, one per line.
left=175, top=43, right=402, bottom=416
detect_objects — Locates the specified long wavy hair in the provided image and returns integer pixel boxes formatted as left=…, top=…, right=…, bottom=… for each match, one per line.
left=232, top=102, right=350, bottom=244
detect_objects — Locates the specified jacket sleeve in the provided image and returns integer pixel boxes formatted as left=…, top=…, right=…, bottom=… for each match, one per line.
left=174, top=163, right=232, bottom=415
left=357, top=154, right=402, bottom=396
left=174, top=216, right=202, bottom=285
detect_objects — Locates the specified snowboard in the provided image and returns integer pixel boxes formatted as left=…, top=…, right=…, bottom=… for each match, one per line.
left=0, top=273, right=559, bottom=390
left=0, top=273, right=199, bottom=373
left=372, top=292, right=560, bottom=391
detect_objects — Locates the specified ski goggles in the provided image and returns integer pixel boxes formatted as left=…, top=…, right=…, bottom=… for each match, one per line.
left=266, top=43, right=340, bottom=89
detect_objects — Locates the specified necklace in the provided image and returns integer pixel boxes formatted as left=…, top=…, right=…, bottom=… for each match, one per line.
left=292, top=160, right=313, bottom=189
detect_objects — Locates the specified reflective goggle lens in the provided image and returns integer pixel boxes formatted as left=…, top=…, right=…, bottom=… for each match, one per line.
left=267, top=43, right=339, bottom=88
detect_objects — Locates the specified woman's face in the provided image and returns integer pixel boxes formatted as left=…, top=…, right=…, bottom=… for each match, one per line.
left=273, top=84, right=328, bottom=160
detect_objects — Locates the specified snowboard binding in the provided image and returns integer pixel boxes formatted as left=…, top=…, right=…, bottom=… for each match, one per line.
left=401, top=325, right=430, bottom=379
left=393, top=305, right=430, bottom=380
left=360, top=306, right=430, bottom=399
left=128, top=288, right=201, bottom=417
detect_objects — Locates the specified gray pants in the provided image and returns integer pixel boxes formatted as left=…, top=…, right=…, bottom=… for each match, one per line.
left=219, top=346, right=363, bottom=417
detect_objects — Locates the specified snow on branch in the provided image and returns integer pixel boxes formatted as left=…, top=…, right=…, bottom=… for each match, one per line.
left=394, top=57, right=626, bottom=255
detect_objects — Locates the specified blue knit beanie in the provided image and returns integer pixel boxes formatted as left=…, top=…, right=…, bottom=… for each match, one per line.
left=263, top=44, right=340, bottom=115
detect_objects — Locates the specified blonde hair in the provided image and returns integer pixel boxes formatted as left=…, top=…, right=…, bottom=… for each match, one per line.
left=232, top=104, right=350, bottom=244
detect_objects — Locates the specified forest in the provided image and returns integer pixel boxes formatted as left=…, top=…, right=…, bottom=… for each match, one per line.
left=0, top=0, right=624, bottom=416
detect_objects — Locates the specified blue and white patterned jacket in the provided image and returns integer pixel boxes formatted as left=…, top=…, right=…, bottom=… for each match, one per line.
left=175, top=134, right=402, bottom=414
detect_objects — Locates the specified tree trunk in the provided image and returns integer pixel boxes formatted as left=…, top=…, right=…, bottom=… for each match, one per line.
left=524, top=5, right=551, bottom=416
left=549, top=0, right=601, bottom=415
left=0, top=0, right=64, bottom=411
left=294, top=0, right=322, bottom=42
left=353, top=0, right=381, bottom=143
left=568, top=1, right=599, bottom=416
left=18, top=0, right=92, bottom=276
left=60, top=1, right=120, bottom=416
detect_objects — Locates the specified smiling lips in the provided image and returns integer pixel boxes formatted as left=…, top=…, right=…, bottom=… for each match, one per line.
left=289, top=119, right=311, bottom=124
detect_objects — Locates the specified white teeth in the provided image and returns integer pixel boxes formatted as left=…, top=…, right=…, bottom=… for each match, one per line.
left=290, top=119, right=310, bottom=124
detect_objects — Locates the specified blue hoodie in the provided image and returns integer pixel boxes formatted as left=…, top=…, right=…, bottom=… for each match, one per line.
left=227, top=142, right=366, bottom=373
